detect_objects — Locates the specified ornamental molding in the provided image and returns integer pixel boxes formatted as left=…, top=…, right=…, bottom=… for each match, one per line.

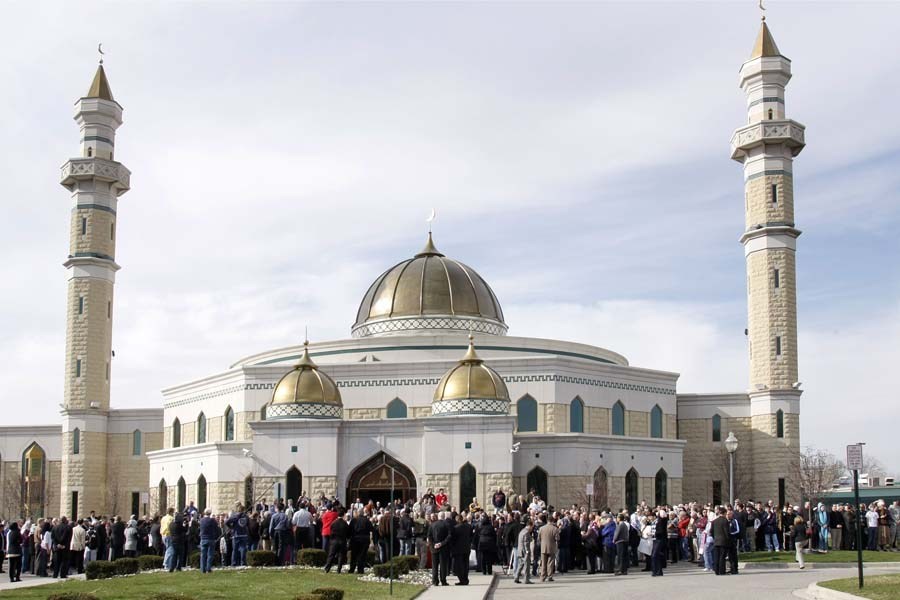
left=264, top=402, right=342, bottom=420
left=430, top=398, right=510, bottom=416
left=351, top=315, right=507, bottom=338
left=60, top=158, right=131, bottom=194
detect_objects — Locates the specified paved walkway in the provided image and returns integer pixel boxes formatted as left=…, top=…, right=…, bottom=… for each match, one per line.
left=0, top=572, right=86, bottom=594
left=488, top=562, right=900, bottom=599
left=419, top=572, right=496, bottom=600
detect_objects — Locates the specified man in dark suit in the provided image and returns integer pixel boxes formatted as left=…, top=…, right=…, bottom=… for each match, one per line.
left=51, top=516, right=73, bottom=578
left=323, top=509, right=349, bottom=573
left=427, top=511, right=452, bottom=586
left=712, top=507, right=730, bottom=576
left=727, top=508, right=741, bottom=574
left=651, top=511, right=668, bottom=577
left=451, top=515, right=472, bottom=585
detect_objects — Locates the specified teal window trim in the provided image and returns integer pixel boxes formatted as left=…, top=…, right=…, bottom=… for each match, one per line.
left=650, top=405, right=663, bottom=439
left=386, top=398, right=407, bottom=419
left=132, top=430, right=142, bottom=455
left=612, top=401, right=625, bottom=436
left=569, top=397, right=584, bottom=433
left=73, top=428, right=80, bottom=455
left=516, top=395, right=538, bottom=432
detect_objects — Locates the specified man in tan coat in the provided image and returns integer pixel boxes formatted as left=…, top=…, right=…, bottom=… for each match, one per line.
left=538, top=515, right=560, bottom=582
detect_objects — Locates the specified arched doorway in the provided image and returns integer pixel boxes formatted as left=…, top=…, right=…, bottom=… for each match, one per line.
left=625, top=468, right=639, bottom=511
left=459, top=463, right=476, bottom=508
left=197, top=475, right=208, bottom=512
left=177, top=477, right=186, bottom=512
left=286, top=466, right=302, bottom=504
left=346, top=452, right=416, bottom=507
left=527, top=466, right=548, bottom=505
left=158, top=479, right=168, bottom=514
left=22, top=443, right=46, bottom=518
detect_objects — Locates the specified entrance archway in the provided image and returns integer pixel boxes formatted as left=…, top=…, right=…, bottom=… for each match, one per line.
left=286, top=466, right=302, bottom=503
left=346, top=452, right=416, bottom=507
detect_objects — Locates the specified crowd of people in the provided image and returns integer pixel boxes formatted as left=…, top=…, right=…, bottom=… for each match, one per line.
left=0, top=489, right=897, bottom=586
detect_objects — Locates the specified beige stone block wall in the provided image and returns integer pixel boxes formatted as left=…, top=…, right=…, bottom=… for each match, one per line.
left=0, top=459, right=61, bottom=519
left=484, top=472, right=514, bottom=503
left=411, top=406, right=432, bottom=418
left=641, top=477, right=656, bottom=506
left=207, top=415, right=223, bottom=442
left=750, top=412, right=800, bottom=502
left=666, top=415, right=677, bottom=439
left=61, top=429, right=108, bottom=516
left=747, top=248, right=798, bottom=389
left=70, top=208, right=116, bottom=258
left=345, top=408, right=383, bottom=420
left=306, top=476, right=339, bottom=499
left=237, top=410, right=255, bottom=440
left=421, top=473, right=452, bottom=501
left=543, top=403, right=568, bottom=433
left=608, top=476, right=625, bottom=511
left=680, top=416, right=755, bottom=504
left=627, top=410, right=649, bottom=437
left=745, top=173, right=794, bottom=230
left=588, top=406, right=610, bottom=434
left=670, top=478, right=683, bottom=505
left=64, top=278, right=113, bottom=411
left=182, top=421, right=197, bottom=445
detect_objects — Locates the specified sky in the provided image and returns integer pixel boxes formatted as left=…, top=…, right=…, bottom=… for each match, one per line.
left=1, top=1, right=898, bottom=466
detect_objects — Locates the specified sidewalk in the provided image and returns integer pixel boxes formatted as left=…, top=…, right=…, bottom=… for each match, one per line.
left=418, top=572, right=497, bottom=600
left=0, top=572, right=86, bottom=593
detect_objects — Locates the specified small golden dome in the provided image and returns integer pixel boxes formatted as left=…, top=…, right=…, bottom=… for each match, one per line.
left=270, top=342, right=342, bottom=408
left=352, top=233, right=507, bottom=338
left=433, top=336, right=510, bottom=404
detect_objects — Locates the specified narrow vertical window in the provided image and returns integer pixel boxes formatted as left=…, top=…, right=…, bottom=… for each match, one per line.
left=712, top=414, right=722, bottom=442
left=73, top=428, right=80, bottom=455
left=224, top=406, right=235, bottom=441
left=774, top=268, right=780, bottom=289
left=712, top=480, right=723, bottom=506
left=771, top=184, right=778, bottom=206
left=105, top=361, right=110, bottom=381
left=612, top=401, right=625, bottom=436
left=133, top=430, right=142, bottom=455
left=81, top=217, right=87, bottom=235
left=75, top=358, right=82, bottom=378
left=776, top=409, right=785, bottom=439
left=107, top=300, right=111, bottom=319
left=768, top=108, right=774, bottom=120
left=78, top=296, right=84, bottom=315
left=776, top=336, right=783, bottom=356
left=87, top=147, right=93, bottom=157
left=778, top=478, right=786, bottom=508
left=72, top=491, right=79, bottom=520
left=110, top=222, right=115, bottom=240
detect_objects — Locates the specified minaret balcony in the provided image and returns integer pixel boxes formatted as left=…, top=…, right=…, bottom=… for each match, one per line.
left=730, top=119, right=805, bottom=160
left=60, top=158, right=131, bottom=195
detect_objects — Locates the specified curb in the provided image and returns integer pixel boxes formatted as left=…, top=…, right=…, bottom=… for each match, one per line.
left=742, top=561, right=900, bottom=570
left=484, top=572, right=499, bottom=599
left=796, top=582, right=869, bottom=600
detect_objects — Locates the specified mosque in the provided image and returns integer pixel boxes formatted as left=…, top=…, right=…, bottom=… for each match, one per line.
left=0, top=18, right=804, bottom=520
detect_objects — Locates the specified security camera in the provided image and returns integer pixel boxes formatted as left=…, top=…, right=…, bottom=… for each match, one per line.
left=792, top=382, right=802, bottom=389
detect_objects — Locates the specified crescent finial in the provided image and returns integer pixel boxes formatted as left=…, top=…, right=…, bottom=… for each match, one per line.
left=98, top=42, right=105, bottom=65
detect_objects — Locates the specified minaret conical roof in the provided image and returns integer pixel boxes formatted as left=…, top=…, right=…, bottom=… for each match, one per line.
left=750, top=20, right=781, bottom=59
left=86, top=64, right=115, bottom=101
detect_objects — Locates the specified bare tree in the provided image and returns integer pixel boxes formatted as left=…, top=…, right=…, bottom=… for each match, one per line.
left=106, top=461, right=121, bottom=516
left=794, top=447, right=844, bottom=509
left=1, top=474, right=25, bottom=520
left=715, top=446, right=752, bottom=502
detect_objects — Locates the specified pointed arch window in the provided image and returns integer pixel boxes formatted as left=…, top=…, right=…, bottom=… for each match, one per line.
left=73, top=428, right=81, bottom=455
left=625, top=468, right=639, bottom=511
left=197, top=474, right=207, bottom=512
left=23, top=442, right=46, bottom=518
left=386, top=398, right=407, bottom=419
left=132, top=430, right=142, bottom=455
left=712, top=414, right=722, bottom=442
left=516, top=395, right=537, bottom=432
left=650, top=405, right=663, bottom=439
left=593, top=467, right=609, bottom=511
left=776, top=409, right=785, bottom=438
left=196, top=412, right=206, bottom=444
left=158, top=479, right=168, bottom=514
left=224, top=406, right=235, bottom=441
left=570, top=397, right=584, bottom=433
left=527, top=466, right=548, bottom=505
left=459, top=462, right=477, bottom=508
left=177, top=476, right=186, bottom=512
left=172, top=418, right=181, bottom=448
left=655, top=469, right=668, bottom=506
left=612, top=401, right=625, bottom=436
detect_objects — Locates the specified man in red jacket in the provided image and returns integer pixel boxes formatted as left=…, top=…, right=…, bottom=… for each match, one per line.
left=321, top=503, right=338, bottom=551
left=435, top=489, right=448, bottom=509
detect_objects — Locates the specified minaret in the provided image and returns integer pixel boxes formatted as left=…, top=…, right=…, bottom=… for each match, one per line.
left=730, top=16, right=803, bottom=503
left=58, top=60, right=131, bottom=517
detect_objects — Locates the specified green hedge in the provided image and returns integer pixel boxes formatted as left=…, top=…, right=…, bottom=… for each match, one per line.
left=398, top=555, right=420, bottom=571
left=247, top=550, right=277, bottom=567
left=138, top=554, right=165, bottom=570
left=389, top=555, right=412, bottom=574
left=46, top=594, right=100, bottom=600
left=85, top=560, right=117, bottom=580
left=187, top=551, right=201, bottom=569
left=371, top=563, right=396, bottom=579
left=292, top=595, right=322, bottom=600
left=298, top=548, right=328, bottom=567
left=114, top=557, right=140, bottom=575
left=310, top=588, right=344, bottom=600
left=144, top=594, right=196, bottom=600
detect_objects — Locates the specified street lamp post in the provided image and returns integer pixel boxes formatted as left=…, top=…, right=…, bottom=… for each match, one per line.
left=725, top=432, right=739, bottom=505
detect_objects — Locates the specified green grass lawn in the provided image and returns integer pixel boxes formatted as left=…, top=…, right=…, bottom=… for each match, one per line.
left=820, top=574, right=900, bottom=600
left=0, top=568, right=424, bottom=600
left=741, top=550, right=900, bottom=563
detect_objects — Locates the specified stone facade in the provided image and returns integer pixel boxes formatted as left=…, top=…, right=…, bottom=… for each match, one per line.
left=627, top=410, right=649, bottom=437
left=747, top=249, right=798, bottom=388
left=588, top=407, right=610, bottom=434
left=543, top=403, right=568, bottom=433
left=744, top=173, right=794, bottom=230
left=64, top=277, right=114, bottom=412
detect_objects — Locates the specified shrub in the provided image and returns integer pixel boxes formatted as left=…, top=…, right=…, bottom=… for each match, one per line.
left=145, top=594, right=196, bottom=600
left=371, top=563, right=396, bottom=579
left=310, top=588, right=344, bottom=600
left=187, top=551, right=201, bottom=569
left=292, top=595, right=322, bottom=600
left=85, top=560, right=117, bottom=580
left=389, top=556, right=410, bottom=575
left=393, top=555, right=419, bottom=572
left=138, top=554, right=165, bottom=571
left=366, top=549, right=377, bottom=566
left=298, top=548, right=328, bottom=567
left=246, top=550, right=277, bottom=567
left=114, top=557, right=140, bottom=575
left=46, top=594, right=100, bottom=600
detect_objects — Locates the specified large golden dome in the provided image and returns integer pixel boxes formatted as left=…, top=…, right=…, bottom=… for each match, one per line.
left=266, top=342, right=342, bottom=419
left=432, top=336, right=510, bottom=416
left=352, top=233, right=507, bottom=338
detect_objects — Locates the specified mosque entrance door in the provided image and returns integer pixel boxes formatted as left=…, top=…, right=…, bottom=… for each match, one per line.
left=346, top=452, right=416, bottom=507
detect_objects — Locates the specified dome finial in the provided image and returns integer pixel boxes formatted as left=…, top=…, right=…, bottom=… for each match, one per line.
left=461, top=333, right=482, bottom=364
left=416, top=231, right=444, bottom=257
left=296, top=337, right=317, bottom=368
